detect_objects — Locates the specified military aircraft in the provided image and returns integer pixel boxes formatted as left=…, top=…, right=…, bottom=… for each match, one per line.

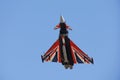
left=41, top=16, right=94, bottom=69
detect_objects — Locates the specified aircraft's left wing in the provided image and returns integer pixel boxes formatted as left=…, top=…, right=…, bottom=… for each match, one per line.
left=70, top=40, right=94, bottom=64
left=41, top=39, right=61, bottom=63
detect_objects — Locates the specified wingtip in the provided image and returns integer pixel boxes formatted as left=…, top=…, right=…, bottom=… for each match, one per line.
left=41, top=55, right=44, bottom=63
left=91, top=58, right=94, bottom=64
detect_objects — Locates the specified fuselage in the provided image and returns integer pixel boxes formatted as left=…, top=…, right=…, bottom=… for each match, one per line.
left=59, top=23, right=74, bottom=69
left=41, top=16, right=94, bottom=69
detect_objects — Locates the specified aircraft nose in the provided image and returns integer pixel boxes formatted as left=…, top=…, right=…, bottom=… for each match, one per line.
left=60, top=16, right=65, bottom=23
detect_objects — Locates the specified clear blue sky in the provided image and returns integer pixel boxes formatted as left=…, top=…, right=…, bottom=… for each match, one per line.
left=0, top=0, right=120, bottom=80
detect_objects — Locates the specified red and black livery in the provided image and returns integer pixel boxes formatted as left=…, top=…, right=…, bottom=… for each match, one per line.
left=41, top=16, right=94, bottom=69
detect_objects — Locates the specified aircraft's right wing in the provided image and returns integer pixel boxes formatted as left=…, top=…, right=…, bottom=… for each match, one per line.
left=70, top=40, right=94, bottom=64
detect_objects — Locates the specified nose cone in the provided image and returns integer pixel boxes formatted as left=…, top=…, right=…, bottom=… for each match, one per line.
left=60, top=16, right=65, bottom=23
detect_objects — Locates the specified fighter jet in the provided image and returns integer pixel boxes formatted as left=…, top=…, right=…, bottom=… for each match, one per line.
left=41, top=16, right=94, bottom=69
